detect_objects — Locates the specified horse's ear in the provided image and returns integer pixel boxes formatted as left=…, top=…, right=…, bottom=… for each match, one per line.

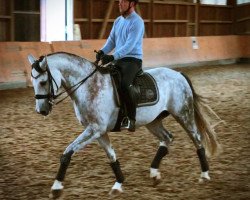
left=27, top=54, right=37, bottom=65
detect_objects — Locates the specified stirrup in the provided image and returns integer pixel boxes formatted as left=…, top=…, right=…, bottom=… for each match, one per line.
left=121, top=117, right=135, bottom=132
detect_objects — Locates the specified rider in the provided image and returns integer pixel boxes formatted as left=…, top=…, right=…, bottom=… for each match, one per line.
left=96, top=0, right=144, bottom=132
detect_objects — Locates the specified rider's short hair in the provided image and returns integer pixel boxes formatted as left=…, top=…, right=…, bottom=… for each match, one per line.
left=129, top=0, right=139, bottom=5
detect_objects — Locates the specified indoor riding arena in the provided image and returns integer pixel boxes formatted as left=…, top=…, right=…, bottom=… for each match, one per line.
left=0, top=1, right=249, bottom=200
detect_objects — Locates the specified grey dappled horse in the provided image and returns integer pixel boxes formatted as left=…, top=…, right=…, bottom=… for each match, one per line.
left=28, top=52, right=221, bottom=198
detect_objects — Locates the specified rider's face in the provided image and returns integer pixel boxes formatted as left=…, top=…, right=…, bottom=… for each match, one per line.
left=118, top=0, right=130, bottom=15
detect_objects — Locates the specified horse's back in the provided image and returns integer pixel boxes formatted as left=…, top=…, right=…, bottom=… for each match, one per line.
left=143, top=67, right=193, bottom=113
left=145, top=67, right=184, bottom=85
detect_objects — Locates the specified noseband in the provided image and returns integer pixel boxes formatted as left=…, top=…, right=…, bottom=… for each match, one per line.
left=31, top=55, right=97, bottom=105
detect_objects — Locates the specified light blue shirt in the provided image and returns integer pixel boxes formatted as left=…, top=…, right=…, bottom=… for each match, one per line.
left=101, top=11, right=144, bottom=60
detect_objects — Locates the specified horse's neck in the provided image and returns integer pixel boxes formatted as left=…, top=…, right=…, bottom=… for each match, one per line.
left=49, top=55, right=94, bottom=89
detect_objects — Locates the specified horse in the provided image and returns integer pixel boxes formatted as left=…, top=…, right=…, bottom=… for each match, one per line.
left=28, top=52, right=221, bottom=198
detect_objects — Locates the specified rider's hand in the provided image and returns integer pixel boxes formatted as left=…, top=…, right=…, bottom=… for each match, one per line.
left=101, top=55, right=114, bottom=65
left=96, top=50, right=104, bottom=61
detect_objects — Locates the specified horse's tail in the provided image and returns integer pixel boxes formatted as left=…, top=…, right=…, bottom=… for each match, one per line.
left=181, top=72, right=222, bottom=157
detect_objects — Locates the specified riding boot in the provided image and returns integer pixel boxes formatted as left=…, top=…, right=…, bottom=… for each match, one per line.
left=121, top=85, right=137, bottom=132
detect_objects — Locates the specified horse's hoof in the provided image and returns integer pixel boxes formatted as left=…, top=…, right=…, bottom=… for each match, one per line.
left=199, top=171, right=210, bottom=183
left=152, top=176, right=161, bottom=186
left=109, top=182, right=123, bottom=196
left=198, top=177, right=210, bottom=183
left=49, top=190, right=63, bottom=199
left=109, top=188, right=123, bottom=196
left=150, top=168, right=161, bottom=186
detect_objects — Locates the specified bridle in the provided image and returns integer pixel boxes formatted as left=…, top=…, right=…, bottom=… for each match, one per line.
left=31, top=55, right=97, bottom=105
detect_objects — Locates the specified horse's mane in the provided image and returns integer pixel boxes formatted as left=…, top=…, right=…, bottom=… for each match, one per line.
left=40, top=51, right=94, bottom=66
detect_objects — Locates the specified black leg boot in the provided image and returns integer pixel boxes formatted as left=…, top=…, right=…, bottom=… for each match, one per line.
left=121, top=86, right=137, bottom=132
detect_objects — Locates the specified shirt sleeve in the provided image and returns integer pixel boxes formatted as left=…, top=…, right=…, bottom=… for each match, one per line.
left=101, top=20, right=116, bottom=54
left=113, top=19, right=144, bottom=60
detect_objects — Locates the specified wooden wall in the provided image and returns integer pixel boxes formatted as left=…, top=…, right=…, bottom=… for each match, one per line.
left=235, top=2, right=250, bottom=35
left=74, top=0, right=250, bottom=39
left=0, top=0, right=249, bottom=41
left=0, top=0, right=40, bottom=42
left=198, top=3, right=234, bottom=36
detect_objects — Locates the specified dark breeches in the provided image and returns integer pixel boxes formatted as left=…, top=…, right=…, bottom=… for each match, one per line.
left=116, top=57, right=142, bottom=91
left=115, top=57, right=142, bottom=120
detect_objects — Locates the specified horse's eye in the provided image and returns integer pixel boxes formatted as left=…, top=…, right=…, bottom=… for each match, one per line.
left=40, top=81, right=47, bottom=86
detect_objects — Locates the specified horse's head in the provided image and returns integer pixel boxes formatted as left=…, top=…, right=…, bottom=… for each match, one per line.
left=28, top=54, right=59, bottom=116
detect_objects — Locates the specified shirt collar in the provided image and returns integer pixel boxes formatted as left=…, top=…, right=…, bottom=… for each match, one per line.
left=123, top=11, right=136, bottom=19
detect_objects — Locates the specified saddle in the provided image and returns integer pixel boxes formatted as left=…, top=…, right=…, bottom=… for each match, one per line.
left=97, top=63, right=159, bottom=132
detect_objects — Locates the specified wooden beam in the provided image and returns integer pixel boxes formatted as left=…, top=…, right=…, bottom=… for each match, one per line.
left=175, top=4, right=178, bottom=36
left=200, top=20, right=233, bottom=24
left=13, top=11, right=40, bottom=14
left=98, top=0, right=115, bottom=39
left=150, top=0, right=154, bottom=37
left=195, top=0, right=199, bottom=36
left=236, top=17, right=250, bottom=23
left=93, top=19, right=115, bottom=22
left=74, top=18, right=88, bottom=22
left=153, top=20, right=188, bottom=23
left=154, top=1, right=195, bottom=5
left=136, top=3, right=148, bottom=38
left=215, top=7, right=218, bottom=35
left=0, top=15, right=11, bottom=19
left=10, top=0, right=14, bottom=41
left=187, top=5, right=190, bottom=36
left=232, top=0, right=237, bottom=34
left=89, top=0, right=93, bottom=39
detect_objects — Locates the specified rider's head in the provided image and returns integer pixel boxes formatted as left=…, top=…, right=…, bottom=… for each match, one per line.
left=119, top=0, right=139, bottom=17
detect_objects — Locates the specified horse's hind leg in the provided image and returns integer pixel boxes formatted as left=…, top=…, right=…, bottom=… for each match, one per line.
left=146, top=118, right=173, bottom=186
left=97, top=133, right=124, bottom=195
left=172, top=107, right=210, bottom=182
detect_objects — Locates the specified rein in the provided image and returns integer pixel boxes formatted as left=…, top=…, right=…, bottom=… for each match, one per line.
left=53, top=68, right=97, bottom=105
left=32, top=55, right=98, bottom=105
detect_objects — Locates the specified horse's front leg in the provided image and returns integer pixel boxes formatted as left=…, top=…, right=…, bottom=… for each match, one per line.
left=50, top=125, right=104, bottom=198
left=97, top=133, right=124, bottom=196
